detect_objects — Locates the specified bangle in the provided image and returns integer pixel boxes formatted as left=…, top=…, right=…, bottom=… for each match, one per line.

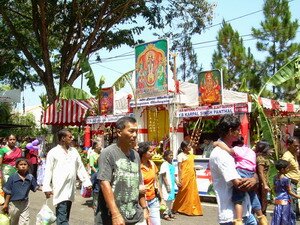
left=112, top=214, right=122, bottom=220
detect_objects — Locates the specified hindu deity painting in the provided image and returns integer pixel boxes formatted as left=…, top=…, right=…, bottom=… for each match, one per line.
left=198, top=70, right=222, bottom=106
left=99, top=87, right=114, bottom=115
left=135, top=39, right=168, bottom=98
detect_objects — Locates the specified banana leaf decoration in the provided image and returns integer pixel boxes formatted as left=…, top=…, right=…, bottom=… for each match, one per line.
left=112, top=70, right=136, bottom=107
left=254, top=56, right=300, bottom=160
left=251, top=94, right=278, bottom=159
left=259, top=56, right=300, bottom=99
left=80, top=56, right=105, bottom=98
left=60, top=84, right=91, bottom=100
left=112, top=70, right=134, bottom=92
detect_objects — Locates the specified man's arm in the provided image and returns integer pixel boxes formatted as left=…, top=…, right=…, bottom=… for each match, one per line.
left=232, top=173, right=258, bottom=191
left=75, top=150, right=92, bottom=188
left=100, top=180, right=125, bottom=225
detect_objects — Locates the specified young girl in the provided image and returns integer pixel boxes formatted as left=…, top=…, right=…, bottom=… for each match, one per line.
left=159, top=150, right=179, bottom=221
left=214, top=138, right=268, bottom=225
left=2, top=157, right=38, bottom=224
left=271, top=159, right=300, bottom=225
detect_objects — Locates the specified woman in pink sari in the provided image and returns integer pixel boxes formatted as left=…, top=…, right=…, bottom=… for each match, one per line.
left=0, top=134, right=22, bottom=183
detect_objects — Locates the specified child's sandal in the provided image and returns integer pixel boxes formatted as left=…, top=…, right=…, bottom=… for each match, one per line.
left=169, top=214, right=176, bottom=219
left=163, top=215, right=172, bottom=221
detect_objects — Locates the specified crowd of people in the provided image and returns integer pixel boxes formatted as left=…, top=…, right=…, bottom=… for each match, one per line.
left=0, top=115, right=300, bottom=225
left=210, top=114, right=300, bottom=225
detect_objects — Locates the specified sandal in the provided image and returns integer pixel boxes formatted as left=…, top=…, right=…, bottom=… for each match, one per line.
left=169, top=214, right=176, bottom=219
left=163, top=215, right=172, bottom=221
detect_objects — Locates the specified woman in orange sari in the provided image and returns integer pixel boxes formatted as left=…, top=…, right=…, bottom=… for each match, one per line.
left=172, top=141, right=203, bottom=216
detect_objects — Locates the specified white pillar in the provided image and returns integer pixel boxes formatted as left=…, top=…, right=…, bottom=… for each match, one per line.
left=134, top=107, right=147, bottom=143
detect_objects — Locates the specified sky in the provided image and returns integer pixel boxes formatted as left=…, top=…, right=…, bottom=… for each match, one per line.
left=18, top=0, right=300, bottom=110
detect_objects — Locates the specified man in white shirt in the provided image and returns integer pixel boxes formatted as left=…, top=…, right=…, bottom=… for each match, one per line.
left=43, top=129, right=92, bottom=225
left=209, top=115, right=257, bottom=225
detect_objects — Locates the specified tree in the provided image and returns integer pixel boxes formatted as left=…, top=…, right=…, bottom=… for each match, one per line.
left=0, top=0, right=214, bottom=106
left=0, top=85, right=14, bottom=124
left=252, top=0, right=300, bottom=101
left=177, top=35, right=200, bottom=82
left=211, top=20, right=262, bottom=91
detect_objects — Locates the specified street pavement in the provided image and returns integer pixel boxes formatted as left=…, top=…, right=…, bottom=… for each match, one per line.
left=28, top=190, right=300, bottom=225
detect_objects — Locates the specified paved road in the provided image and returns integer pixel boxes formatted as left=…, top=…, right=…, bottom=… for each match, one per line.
left=28, top=190, right=300, bottom=225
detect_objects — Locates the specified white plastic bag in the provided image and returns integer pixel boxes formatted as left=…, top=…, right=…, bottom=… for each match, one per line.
left=36, top=200, right=56, bottom=225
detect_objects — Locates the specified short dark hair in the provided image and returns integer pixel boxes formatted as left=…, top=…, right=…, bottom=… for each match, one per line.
left=255, top=141, right=270, bottom=154
left=275, top=159, right=289, bottom=171
left=57, top=129, right=71, bottom=141
left=163, top=150, right=173, bottom=160
left=92, top=141, right=101, bottom=150
left=16, top=157, right=29, bottom=167
left=232, top=136, right=244, bottom=147
left=216, top=115, right=240, bottom=138
left=137, top=142, right=151, bottom=159
left=286, top=136, right=299, bottom=145
left=115, top=116, right=137, bottom=131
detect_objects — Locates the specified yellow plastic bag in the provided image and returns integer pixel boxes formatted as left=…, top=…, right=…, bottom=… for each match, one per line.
left=0, top=213, right=10, bottom=225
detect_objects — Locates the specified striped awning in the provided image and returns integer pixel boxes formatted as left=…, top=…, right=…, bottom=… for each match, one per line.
left=258, top=97, right=300, bottom=113
left=43, top=98, right=96, bottom=126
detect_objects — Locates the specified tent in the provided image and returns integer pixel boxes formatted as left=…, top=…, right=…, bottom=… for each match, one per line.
left=43, top=98, right=96, bottom=126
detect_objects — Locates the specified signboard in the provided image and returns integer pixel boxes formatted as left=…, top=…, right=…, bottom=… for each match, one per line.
left=86, top=114, right=133, bottom=125
left=99, top=87, right=114, bottom=115
left=130, top=95, right=174, bottom=108
left=176, top=103, right=248, bottom=118
left=135, top=39, right=169, bottom=98
left=0, top=89, right=21, bottom=103
left=198, top=70, right=222, bottom=106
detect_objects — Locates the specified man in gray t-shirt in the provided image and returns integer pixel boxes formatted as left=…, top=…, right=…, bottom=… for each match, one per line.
left=94, top=116, right=148, bottom=225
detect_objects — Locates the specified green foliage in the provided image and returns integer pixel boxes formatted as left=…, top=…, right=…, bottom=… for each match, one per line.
left=251, top=95, right=278, bottom=158
left=0, top=0, right=215, bottom=106
left=177, top=35, right=200, bottom=82
left=152, top=0, right=215, bottom=82
left=0, top=112, right=38, bottom=138
left=202, top=119, right=218, bottom=133
left=39, top=94, right=48, bottom=111
left=252, top=0, right=300, bottom=101
left=261, top=56, right=300, bottom=101
left=112, top=70, right=134, bottom=92
left=60, top=84, right=91, bottom=100
left=211, top=20, right=260, bottom=92
left=0, top=102, right=12, bottom=123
